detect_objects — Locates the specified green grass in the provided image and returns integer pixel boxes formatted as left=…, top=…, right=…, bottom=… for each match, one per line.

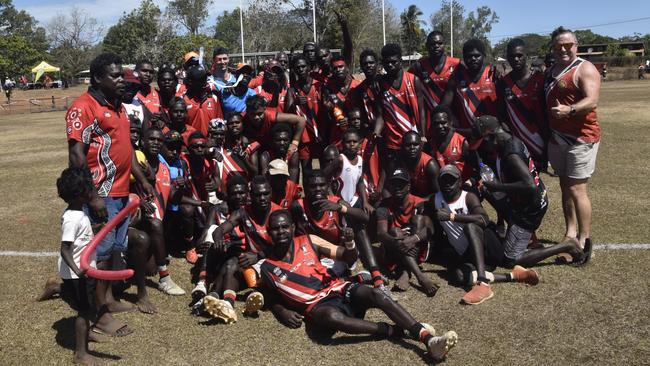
left=0, top=80, right=649, bottom=365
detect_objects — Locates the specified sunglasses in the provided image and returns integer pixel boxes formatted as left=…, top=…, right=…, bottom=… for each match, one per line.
left=553, top=42, right=575, bottom=51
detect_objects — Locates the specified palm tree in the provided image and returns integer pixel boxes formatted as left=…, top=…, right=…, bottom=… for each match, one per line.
left=400, top=5, right=424, bottom=56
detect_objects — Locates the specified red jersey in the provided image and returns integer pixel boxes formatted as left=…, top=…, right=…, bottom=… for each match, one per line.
left=290, top=79, right=321, bottom=144
left=150, top=158, right=171, bottom=220
left=272, top=180, right=303, bottom=209
left=293, top=195, right=342, bottom=243
left=177, top=91, right=224, bottom=136
left=376, top=194, right=429, bottom=266
left=544, top=58, right=600, bottom=143
left=66, top=89, right=133, bottom=197
left=245, top=109, right=277, bottom=148
left=453, top=65, right=499, bottom=130
left=325, top=78, right=362, bottom=144
left=379, top=71, right=420, bottom=150
left=239, top=203, right=282, bottom=252
left=214, top=205, right=247, bottom=251
left=433, top=132, right=471, bottom=180
left=260, top=235, right=349, bottom=315
left=410, top=56, right=460, bottom=110
left=255, top=85, right=286, bottom=112
left=405, top=152, right=435, bottom=198
left=161, top=124, right=197, bottom=147
left=136, top=87, right=162, bottom=114
left=212, top=146, right=250, bottom=193
left=248, top=75, right=263, bottom=89
left=351, top=79, right=379, bottom=126
left=497, top=72, right=548, bottom=161
left=184, top=154, right=217, bottom=201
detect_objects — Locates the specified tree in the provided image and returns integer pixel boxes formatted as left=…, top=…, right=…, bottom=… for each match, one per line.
left=102, top=0, right=170, bottom=64
left=429, top=1, right=499, bottom=59
left=400, top=5, right=425, bottom=56
left=492, top=33, right=550, bottom=59
left=0, top=0, right=49, bottom=79
left=213, top=10, right=243, bottom=53
left=574, top=29, right=616, bottom=45
left=168, top=0, right=213, bottom=35
left=46, top=8, right=103, bottom=83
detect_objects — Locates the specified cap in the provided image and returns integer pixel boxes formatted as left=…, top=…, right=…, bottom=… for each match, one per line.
left=184, top=51, right=200, bottom=64
left=235, top=63, right=254, bottom=75
left=388, top=168, right=410, bottom=183
left=129, top=114, right=142, bottom=129
left=264, top=59, right=283, bottom=73
left=164, top=130, right=182, bottom=144
left=474, top=115, right=502, bottom=137
left=439, top=164, right=461, bottom=179
left=268, top=159, right=290, bottom=176
left=208, top=118, right=226, bottom=130
left=186, top=65, right=207, bottom=81
left=123, top=68, right=141, bottom=84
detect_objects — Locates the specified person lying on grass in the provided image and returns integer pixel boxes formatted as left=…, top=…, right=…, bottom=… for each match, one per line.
left=259, top=210, right=459, bottom=362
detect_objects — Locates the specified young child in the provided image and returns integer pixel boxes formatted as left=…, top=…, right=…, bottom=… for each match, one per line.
left=37, top=167, right=99, bottom=365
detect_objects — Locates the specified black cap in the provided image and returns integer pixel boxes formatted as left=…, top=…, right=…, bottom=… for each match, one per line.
left=474, top=115, right=503, bottom=137
left=186, top=65, right=207, bottom=82
left=388, top=168, right=410, bottom=183
left=439, top=164, right=461, bottom=179
left=164, top=130, right=182, bottom=144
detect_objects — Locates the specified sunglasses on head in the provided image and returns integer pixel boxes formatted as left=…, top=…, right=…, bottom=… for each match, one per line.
left=553, top=42, right=574, bottom=51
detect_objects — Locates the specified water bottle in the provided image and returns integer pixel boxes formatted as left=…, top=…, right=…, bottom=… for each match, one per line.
left=479, top=162, right=506, bottom=200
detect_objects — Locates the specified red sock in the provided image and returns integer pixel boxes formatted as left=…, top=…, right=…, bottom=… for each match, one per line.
left=370, top=268, right=384, bottom=288
left=223, top=290, right=236, bottom=306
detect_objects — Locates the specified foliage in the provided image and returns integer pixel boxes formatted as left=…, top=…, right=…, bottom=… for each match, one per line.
left=429, top=1, right=499, bottom=59
left=0, top=0, right=49, bottom=79
left=574, top=29, right=616, bottom=45
left=102, top=0, right=169, bottom=64
left=168, top=0, right=213, bottom=35
left=400, top=5, right=425, bottom=56
left=46, top=8, right=103, bottom=82
left=492, top=33, right=551, bottom=59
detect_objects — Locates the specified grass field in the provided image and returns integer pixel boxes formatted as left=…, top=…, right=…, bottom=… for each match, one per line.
left=1, top=80, right=649, bottom=365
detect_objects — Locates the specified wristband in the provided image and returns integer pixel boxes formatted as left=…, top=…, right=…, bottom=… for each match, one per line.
left=291, top=140, right=300, bottom=146
left=450, top=212, right=456, bottom=222
left=205, top=224, right=218, bottom=244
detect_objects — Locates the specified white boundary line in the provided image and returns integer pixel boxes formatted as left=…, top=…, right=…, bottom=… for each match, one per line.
left=0, top=244, right=649, bottom=257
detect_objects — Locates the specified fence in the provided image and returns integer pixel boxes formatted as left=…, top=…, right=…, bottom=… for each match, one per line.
left=0, top=96, right=72, bottom=116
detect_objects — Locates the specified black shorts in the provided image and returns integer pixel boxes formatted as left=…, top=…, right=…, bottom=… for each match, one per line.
left=432, top=223, right=504, bottom=269
left=61, top=278, right=95, bottom=315
left=311, top=283, right=366, bottom=319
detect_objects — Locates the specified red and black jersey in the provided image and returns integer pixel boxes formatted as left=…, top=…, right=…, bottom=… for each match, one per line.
left=134, top=156, right=172, bottom=221
left=376, top=194, right=426, bottom=230
left=212, top=146, right=251, bottom=193
left=66, top=89, right=133, bottom=197
left=255, top=85, right=287, bottom=113
left=183, top=154, right=217, bottom=201
left=452, top=65, right=498, bottom=131
left=324, top=78, right=361, bottom=145
left=271, top=180, right=303, bottom=209
left=290, top=79, right=321, bottom=145
left=215, top=205, right=247, bottom=251
left=404, top=152, right=435, bottom=198
left=350, top=79, right=379, bottom=126
left=496, top=136, right=548, bottom=230
left=260, top=235, right=349, bottom=315
left=409, top=56, right=459, bottom=137
left=244, top=108, right=277, bottom=149
left=433, top=132, right=472, bottom=181
left=379, top=71, right=420, bottom=150
left=177, top=90, right=224, bottom=136
left=238, top=203, right=282, bottom=252
left=292, top=195, right=342, bottom=243
left=497, top=71, right=548, bottom=161
left=136, top=87, right=162, bottom=114
left=544, top=58, right=600, bottom=143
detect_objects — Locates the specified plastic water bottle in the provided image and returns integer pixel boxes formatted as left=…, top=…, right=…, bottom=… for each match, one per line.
left=479, top=162, right=506, bottom=200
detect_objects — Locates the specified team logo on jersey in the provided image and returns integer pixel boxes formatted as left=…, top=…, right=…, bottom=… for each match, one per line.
left=103, top=112, right=111, bottom=118
left=279, top=274, right=288, bottom=283
left=558, top=80, right=567, bottom=89
left=449, top=66, right=455, bottom=73
left=273, top=267, right=282, bottom=276
left=505, top=88, right=513, bottom=100
left=452, top=146, right=458, bottom=154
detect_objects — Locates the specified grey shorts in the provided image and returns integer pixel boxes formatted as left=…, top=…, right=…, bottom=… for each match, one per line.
left=503, top=223, right=534, bottom=261
left=548, top=140, right=600, bottom=179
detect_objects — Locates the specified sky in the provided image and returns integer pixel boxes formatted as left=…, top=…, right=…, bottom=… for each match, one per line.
left=12, top=0, right=650, bottom=43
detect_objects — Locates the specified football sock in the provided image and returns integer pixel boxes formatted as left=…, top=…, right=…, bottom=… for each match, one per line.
left=370, top=267, right=384, bottom=288
left=409, top=323, right=433, bottom=345
left=223, top=290, right=236, bottom=307
left=158, top=265, right=169, bottom=279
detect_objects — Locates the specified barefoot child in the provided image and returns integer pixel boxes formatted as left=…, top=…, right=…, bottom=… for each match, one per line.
left=42, top=167, right=99, bottom=365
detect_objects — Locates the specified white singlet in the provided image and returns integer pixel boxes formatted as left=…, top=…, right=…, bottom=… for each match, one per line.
left=434, top=191, right=470, bottom=255
left=337, top=153, right=363, bottom=206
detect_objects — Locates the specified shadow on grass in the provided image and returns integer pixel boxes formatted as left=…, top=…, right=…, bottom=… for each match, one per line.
left=51, top=317, right=121, bottom=361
